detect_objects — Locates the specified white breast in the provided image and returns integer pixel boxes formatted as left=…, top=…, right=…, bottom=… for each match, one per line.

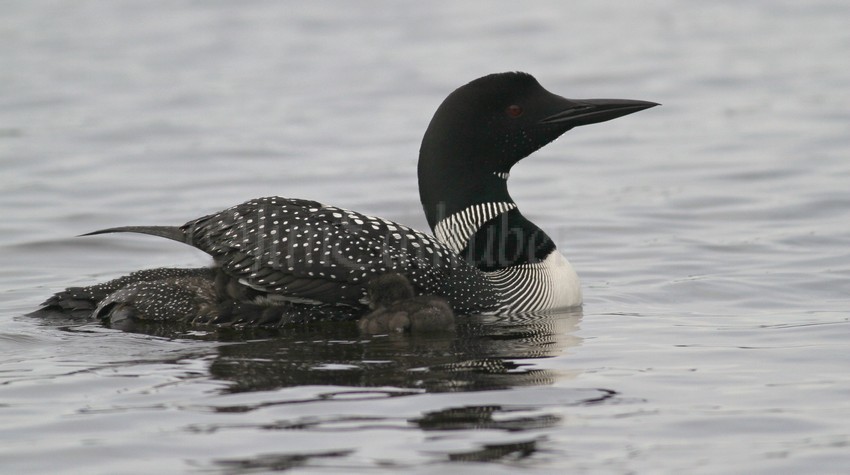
left=483, top=250, right=583, bottom=312
left=542, top=250, right=583, bottom=309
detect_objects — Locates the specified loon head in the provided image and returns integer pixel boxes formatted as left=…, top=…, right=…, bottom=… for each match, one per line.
left=418, top=72, right=658, bottom=229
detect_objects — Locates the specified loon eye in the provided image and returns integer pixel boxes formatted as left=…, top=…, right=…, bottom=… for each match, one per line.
left=505, top=105, right=523, bottom=118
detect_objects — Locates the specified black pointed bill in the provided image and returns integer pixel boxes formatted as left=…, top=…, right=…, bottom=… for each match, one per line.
left=540, top=98, right=659, bottom=128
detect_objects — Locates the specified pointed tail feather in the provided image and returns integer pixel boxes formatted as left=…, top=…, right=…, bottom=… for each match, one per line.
left=81, top=226, right=187, bottom=244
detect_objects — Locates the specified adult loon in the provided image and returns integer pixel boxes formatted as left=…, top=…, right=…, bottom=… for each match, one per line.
left=36, top=72, right=656, bottom=326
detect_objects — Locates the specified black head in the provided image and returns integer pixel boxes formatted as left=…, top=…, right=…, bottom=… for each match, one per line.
left=418, top=72, right=657, bottom=227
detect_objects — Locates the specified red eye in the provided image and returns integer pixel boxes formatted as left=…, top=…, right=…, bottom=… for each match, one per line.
left=506, top=105, right=523, bottom=118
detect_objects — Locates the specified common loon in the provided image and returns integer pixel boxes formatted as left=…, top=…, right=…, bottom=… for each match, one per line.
left=358, top=273, right=454, bottom=334
left=36, top=72, right=657, bottom=326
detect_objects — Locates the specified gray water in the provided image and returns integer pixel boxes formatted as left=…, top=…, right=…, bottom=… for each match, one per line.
left=2, top=1, right=850, bottom=473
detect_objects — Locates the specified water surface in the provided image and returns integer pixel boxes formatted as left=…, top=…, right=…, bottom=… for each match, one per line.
left=2, top=1, right=849, bottom=473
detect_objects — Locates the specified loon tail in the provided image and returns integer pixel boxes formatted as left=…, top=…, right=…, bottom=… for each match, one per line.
left=81, top=226, right=187, bottom=244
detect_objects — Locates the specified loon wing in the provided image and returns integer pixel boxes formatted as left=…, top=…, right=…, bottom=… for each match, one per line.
left=85, top=196, right=498, bottom=310
left=106, top=197, right=486, bottom=309
left=183, top=196, right=493, bottom=307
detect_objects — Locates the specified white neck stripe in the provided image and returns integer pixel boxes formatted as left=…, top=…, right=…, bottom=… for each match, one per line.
left=433, top=202, right=517, bottom=252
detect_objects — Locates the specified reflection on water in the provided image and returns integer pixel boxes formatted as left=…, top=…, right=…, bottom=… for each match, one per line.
left=211, top=450, right=354, bottom=473
left=221, top=309, right=581, bottom=396
left=118, top=307, right=582, bottom=396
left=447, top=439, right=538, bottom=463
left=148, top=307, right=585, bottom=470
left=414, top=405, right=563, bottom=432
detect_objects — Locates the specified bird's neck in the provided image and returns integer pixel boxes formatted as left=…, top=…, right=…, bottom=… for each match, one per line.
left=418, top=156, right=556, bottom=271
left=418, top=162, right=512, bottom=228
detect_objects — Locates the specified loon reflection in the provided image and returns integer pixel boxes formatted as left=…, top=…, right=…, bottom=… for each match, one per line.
left=114, top=307, right=582, bottom=395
